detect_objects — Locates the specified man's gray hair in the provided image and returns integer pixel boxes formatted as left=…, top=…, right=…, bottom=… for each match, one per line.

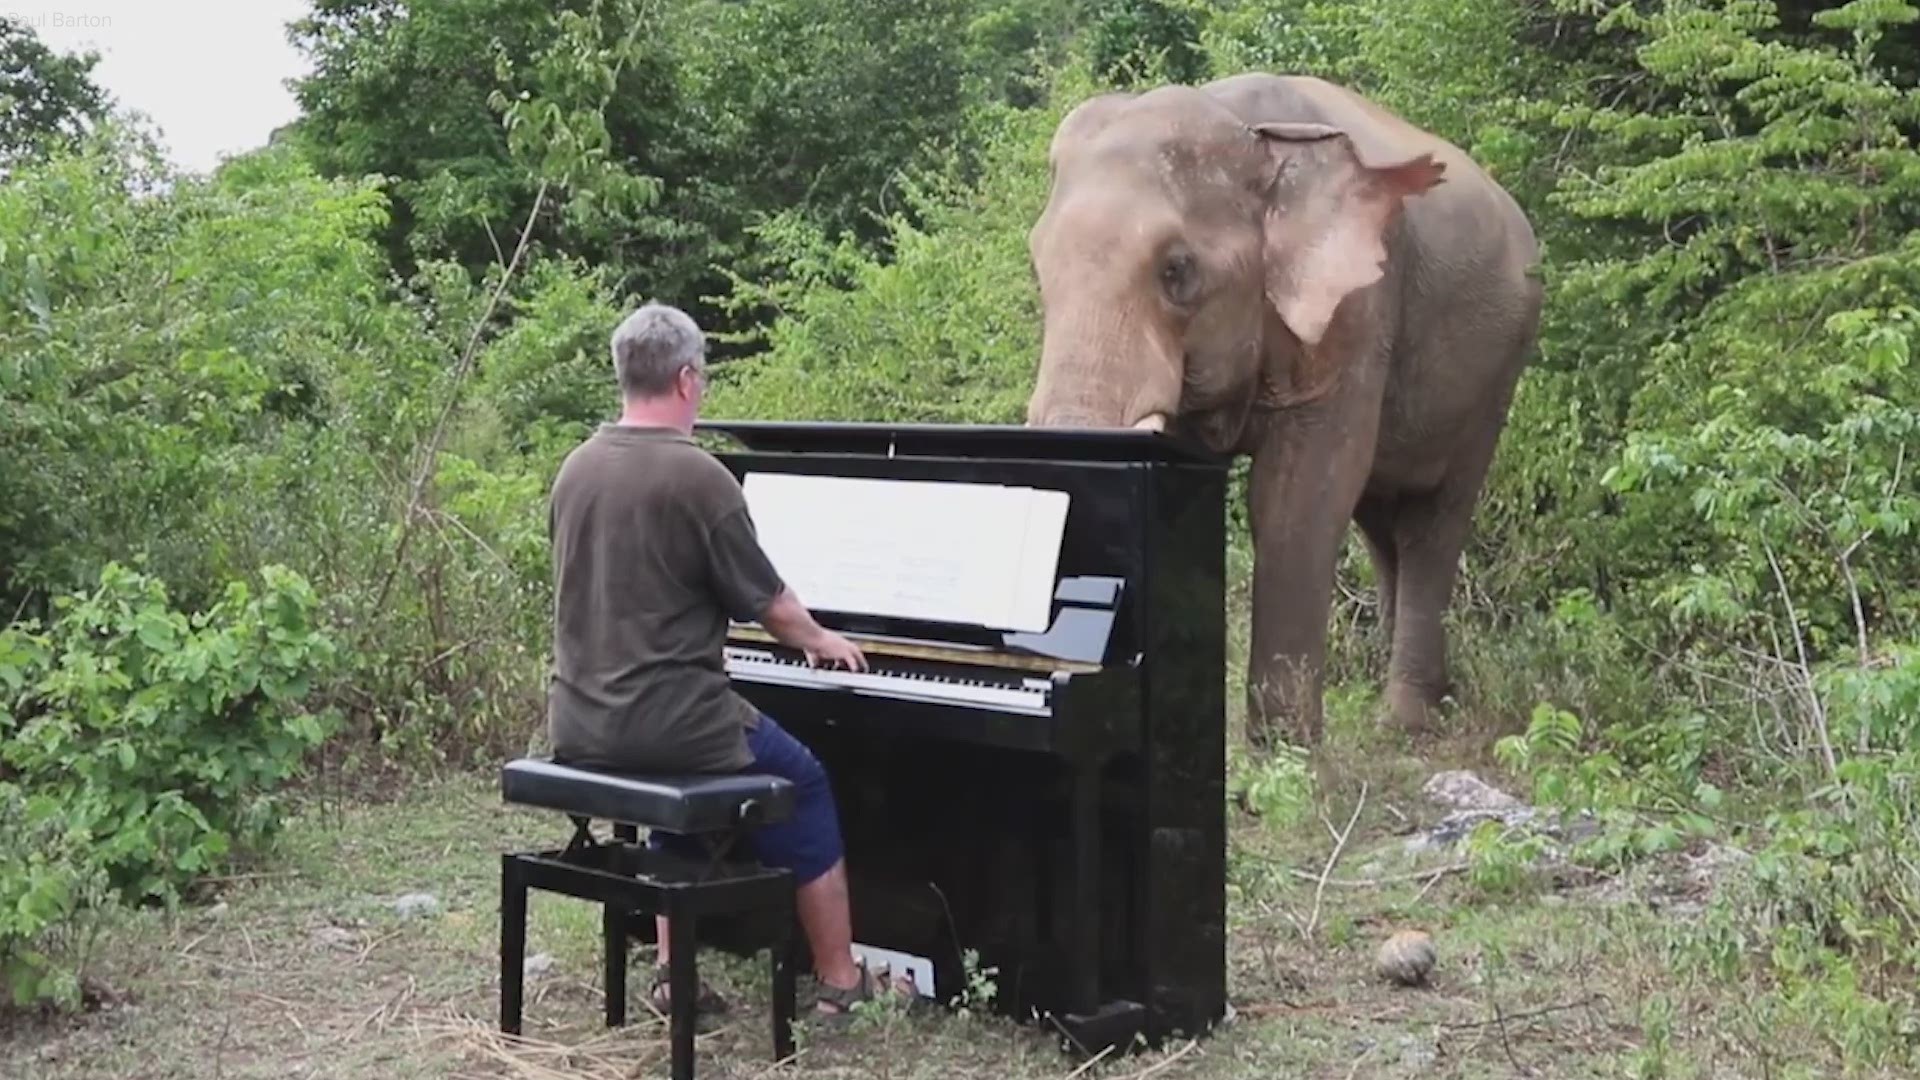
left=610, top=302, right=706, bottom=398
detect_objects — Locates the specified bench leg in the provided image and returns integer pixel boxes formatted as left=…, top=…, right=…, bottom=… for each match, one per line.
left=771, top=888, right=797, bottom=1062
left=604, top=902, right=628, bottom=1028
left=500, top=855, right=529, bottom=1035
left=667, top=899, right=698, bottom=1080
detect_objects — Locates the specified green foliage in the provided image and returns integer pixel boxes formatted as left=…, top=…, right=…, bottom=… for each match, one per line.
left=1082, top=0, right=1214, bottom=86
left=704, top=71, right=1095, bottom=422
left=0, top=782, right=110, bottom=1008
left=0, top=18, right=109, bottom=171
left=0, top=134, right=406, bottom=595
left=0, top=563, right=337, bottom=1007
left=0, top=563, right=340, bottom=901
left=1227, top=740, right=1315, bottom=827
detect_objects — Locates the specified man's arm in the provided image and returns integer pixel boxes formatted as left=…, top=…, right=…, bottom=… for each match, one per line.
left=699, top=492, right=867, bottom=673
left=757, top=586, right=868, bottom=672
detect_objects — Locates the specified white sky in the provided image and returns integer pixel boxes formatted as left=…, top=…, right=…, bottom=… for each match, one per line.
left=9, top=0, right=313, bottom=174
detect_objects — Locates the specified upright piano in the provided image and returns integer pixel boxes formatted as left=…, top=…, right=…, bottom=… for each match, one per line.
left=694, top=420, right=1230, bottom=1054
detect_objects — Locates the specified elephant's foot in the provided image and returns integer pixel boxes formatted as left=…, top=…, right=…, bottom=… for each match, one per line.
left=1385, top=678, right=1444, bottom=736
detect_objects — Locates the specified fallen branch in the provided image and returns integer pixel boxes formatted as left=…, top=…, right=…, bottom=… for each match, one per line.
left=1443, top=993, right=1606, bottom=1031
left=1303, top=782, right=1367, bottom=941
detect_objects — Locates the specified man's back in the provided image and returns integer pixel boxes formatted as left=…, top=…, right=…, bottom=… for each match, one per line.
left=546, top=424, right=784, bottom=773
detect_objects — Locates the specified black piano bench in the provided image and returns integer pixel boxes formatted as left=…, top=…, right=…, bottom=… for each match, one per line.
left=498, top=757, right=799, bottom=1080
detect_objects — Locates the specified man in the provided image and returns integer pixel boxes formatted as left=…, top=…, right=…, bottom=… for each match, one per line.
left=546, top=301, right=904, bottom=1016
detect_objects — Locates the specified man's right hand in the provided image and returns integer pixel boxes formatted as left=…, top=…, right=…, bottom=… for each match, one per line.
left=805, top=629, right=868, bottom=672
left=760, top=586, right=868, bottom=672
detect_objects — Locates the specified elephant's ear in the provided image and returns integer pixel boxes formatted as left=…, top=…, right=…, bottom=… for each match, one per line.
left=1252, top=123, right=1445, bottom=350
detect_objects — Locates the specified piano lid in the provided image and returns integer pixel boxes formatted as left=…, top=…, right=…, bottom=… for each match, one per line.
left=695, top=420, right=1228, bottom=466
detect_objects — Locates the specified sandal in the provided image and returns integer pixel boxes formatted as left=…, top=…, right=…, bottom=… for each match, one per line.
left=647, top=963, right=730, bottom=1019
left=814, top=958, right=917, bottom=1016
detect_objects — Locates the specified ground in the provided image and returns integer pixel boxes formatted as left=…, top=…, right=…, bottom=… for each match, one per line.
left=0, top=716, right=1843, bottom=1079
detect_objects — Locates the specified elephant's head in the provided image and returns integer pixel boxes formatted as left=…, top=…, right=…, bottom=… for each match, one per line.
left=1024, top=86, right=1445, bottom=450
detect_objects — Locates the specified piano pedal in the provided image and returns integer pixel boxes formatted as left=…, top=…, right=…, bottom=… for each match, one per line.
left=850, top=942, right=936, bottom=999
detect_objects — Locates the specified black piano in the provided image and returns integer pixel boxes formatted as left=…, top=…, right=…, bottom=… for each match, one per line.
left=693, top=419, right=1230, bottom=1055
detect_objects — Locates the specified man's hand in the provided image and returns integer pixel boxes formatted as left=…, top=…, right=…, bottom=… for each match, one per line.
left=804, top=629, right=868, bottom=672
left=759, top=586, right=868, bottom=672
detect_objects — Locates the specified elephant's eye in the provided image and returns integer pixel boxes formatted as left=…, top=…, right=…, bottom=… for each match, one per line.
left=1159, top=252, right=1200, bottom=306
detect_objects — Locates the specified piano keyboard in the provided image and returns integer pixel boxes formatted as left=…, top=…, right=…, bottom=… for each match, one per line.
left=724, top=645, right=1054, bottom=717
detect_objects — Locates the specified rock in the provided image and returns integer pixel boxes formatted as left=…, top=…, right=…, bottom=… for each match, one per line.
left=1423, top=770, right=1522, bottom=812
left=524, top=952, right=555, bottom=977
left=1428, top=764, right=1512, bottom=807
left=1404, top=805, right=1537, bottom=856
left=392, top=892, right=440, bottom=918
left=1683, top=842, right=1751, bottom=894
left=1392, top=1032, right=1439, bottom=1069
left=1375, top=929, right=1436, bottom=987
left=1400, top=771, right=1537, bottom=857
left=311, top=926, right=358, bottom=950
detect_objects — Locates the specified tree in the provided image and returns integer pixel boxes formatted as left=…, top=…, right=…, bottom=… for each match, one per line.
left=0, top=19, right=109, bottom=171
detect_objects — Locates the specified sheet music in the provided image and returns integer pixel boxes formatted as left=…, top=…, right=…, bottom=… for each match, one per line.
left=741, top=473, right=1069, bottom=632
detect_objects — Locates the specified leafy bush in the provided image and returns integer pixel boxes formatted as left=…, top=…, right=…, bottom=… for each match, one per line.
left=0, top=782, right=110, bottom=1008
left=0, top=563, right=340, bottom=904
left=0, top=562, right=338, bottom=1007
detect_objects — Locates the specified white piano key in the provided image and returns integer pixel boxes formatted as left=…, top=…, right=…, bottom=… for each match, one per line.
left=723, top=647, right=1052, bottom=717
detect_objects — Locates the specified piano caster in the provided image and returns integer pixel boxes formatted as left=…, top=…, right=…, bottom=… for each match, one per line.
left=1055, top=1000, right=1148, bottom=1059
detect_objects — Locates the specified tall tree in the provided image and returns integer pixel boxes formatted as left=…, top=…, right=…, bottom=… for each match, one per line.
left=0, top=20, right=109, bottom=172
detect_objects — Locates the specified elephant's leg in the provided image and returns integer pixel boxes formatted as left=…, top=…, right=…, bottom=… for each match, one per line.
left=1244, top=411, right=1382, bottom=749
left=1352, top=494, right=1400, bottom=643
left=1384, top=405, right=1511, bottom=734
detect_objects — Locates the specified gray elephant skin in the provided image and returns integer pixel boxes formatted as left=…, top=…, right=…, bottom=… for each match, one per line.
left=1024, top=73, right=1543, bottom=748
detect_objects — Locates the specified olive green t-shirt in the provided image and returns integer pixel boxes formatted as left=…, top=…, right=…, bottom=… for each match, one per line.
left=546, top=424, right=786, bottom=773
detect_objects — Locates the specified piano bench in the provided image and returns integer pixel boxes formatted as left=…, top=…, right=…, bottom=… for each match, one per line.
left=498, top=757, right=799, bottom=1080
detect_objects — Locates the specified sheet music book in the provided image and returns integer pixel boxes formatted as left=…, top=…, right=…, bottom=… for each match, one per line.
left=740, top=473, right=1070, bottom=633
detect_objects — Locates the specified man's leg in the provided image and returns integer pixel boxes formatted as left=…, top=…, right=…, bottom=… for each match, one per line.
left=655, top=715, right=894, bottom=1010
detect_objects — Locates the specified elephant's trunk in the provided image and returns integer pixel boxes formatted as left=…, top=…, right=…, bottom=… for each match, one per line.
left=1025, top=304, right=1182, bottom=430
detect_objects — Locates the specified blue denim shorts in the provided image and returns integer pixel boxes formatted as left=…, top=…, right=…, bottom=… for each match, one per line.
left=648, top=713, right=844, bottom=886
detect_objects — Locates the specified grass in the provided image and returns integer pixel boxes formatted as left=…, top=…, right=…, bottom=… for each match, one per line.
left=0, top=686, right=1899, bottom=1079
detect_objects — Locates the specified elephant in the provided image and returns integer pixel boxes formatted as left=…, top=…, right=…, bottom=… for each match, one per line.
left=1023, top=73, right=1543, bottom=749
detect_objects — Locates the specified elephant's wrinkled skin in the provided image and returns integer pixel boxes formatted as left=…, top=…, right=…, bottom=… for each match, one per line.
left=1024, top=73, right=1542, bottom=747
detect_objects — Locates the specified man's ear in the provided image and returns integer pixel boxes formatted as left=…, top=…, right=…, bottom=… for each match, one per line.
left=1253, top=123, right=1445, bottom=348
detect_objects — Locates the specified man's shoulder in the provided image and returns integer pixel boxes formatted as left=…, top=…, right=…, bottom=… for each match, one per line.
left=554, top=426, right=745, bottom=509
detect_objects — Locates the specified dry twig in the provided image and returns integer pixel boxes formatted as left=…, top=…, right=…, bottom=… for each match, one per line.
left=1063, top=1043, right=1117, bottom=1079
left=1119, top=1038, right=1198, bottom=1080
left=370, top=179, right=550, bottom=617
left=1444, top=994, right=1605, bottom=1031
left=1286, top=861, right=1469, bottom=890
left=1303, top=782, right=1367, bottom=941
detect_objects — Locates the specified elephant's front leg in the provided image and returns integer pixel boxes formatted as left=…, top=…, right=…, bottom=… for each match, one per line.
left=1243, top=410, right=1379, bottom=748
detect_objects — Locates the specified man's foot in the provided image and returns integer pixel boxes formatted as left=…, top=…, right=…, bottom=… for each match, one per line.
left=814, top=960, right=916, bottom=1016
left=648, top=963, right=730, bottom=1019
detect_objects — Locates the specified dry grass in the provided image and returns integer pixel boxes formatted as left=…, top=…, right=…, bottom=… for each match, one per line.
left=0, top=696, right=1875, bottom=1079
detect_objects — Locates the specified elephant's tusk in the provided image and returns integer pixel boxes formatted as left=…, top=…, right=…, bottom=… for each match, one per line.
left=1131, top=413, right=1168, bottom=432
